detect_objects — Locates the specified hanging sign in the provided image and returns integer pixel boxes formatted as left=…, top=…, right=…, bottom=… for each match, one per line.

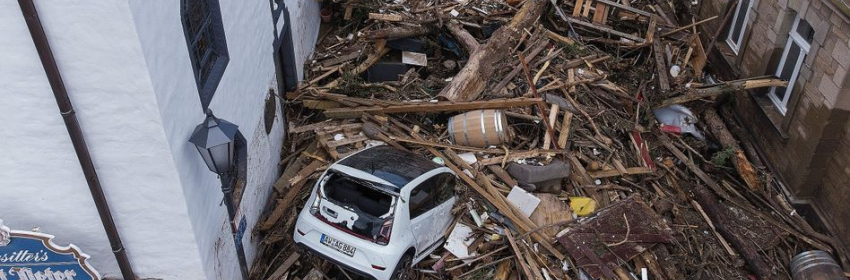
left=0, top=220, right=100, bottom=280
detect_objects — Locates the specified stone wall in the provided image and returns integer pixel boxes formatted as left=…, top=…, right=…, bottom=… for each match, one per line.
left=698, top=0, right=850, bottom=247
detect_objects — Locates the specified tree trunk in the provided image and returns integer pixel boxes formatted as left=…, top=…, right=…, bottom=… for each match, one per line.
left=446, top=22, right=479, bottom=54
left=362, top=26, right=431, bottom=40
left=702, top=108, right=762, bottom=192
left=691, top=184, right=774, bottom=279
left=437, top=0, right=549, bottom=101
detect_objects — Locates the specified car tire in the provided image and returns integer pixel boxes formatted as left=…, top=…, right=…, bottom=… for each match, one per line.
left=390, top=254, right=414, bottom=280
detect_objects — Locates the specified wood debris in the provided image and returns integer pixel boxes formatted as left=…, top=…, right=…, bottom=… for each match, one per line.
left=249, top=0, right=848, bottom=279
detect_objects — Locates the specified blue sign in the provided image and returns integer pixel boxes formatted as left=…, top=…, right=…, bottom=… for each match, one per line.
left=0, top=221, right=99, bottom=280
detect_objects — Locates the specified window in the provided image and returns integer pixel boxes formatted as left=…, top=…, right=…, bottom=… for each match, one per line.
left=181, top=0, right=229, bottom=110
left=409, top=177, right=438, bottom=218
left=726, top=0, right=753, bottom=54
left=435, top=174, right=456, bottom=205
left=768, top=16, right=813, bottom=115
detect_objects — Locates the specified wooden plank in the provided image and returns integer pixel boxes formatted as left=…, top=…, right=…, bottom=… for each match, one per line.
left=368, top=13, right=403, bottom=21
left=645, top=15, right=657, bottom=44
left=487, top=165, right=518, bottom=187
left=323, top=98, right=542, bottom=119
left=652, top=38, right=671, bottom=91
left=320, top=51, right=361, bottom=67
left=596, top=0, right=652, bottom=17
left=566, top=17, right=645, bottom=43
left=582, top=0, right=593, bottom=17
left=286, top=160, right=324, bottom=191
left=588, top=166, right=653, bottom=179
left=592, top=2, right=608, bottom=24
left=344, top=5, right=354, bottom=20
left=544, top=28, right=575, bottom=45
left=326, top=134, right=368, bottom=148
left=505, top=230, right=535, bottom=280
left=557, top=112, right=573, bottom=148
left=267, top=252, right=300, bottom=280
left=478, top=150, right=559, bottom=166
left=259, top=162, right=323, bottom=231
left=542, top=104, right=559, bottom=150
left=573, top=0, right=585, bottom=17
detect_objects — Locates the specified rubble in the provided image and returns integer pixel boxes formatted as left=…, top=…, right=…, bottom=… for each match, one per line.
left=249, top=0, right=849, bottom=279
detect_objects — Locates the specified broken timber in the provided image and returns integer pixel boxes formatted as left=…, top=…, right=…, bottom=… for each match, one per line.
left=436, top=0, right=549, bottom=101
left=322, top=97, right=542, bottom=119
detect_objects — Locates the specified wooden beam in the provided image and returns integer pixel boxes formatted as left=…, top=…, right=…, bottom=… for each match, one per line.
left=566, top=17, right=645, bottom=43
left=652, top=38, right=671, bottom=91
left=436, top=0, right=549, bottom=101
left=322, top=98, right=542, bottom=119
left=588, top=166, right=654, bottom=178
left=595, top=0, right=652, bottom=17
left=368, top=13, right=403, bottom=22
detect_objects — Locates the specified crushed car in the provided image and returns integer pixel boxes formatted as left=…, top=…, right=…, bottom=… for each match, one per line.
left=293, top=145, right=458, bottom=280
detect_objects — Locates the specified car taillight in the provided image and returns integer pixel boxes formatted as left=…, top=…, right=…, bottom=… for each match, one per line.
left=372, top=265, right=386, bottom=271
left=376, top=219, right=393, bottom=245
left=309, top=187, right=323, bottom=216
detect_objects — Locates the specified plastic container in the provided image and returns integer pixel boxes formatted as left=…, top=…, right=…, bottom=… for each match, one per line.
left=448, top=109, right=511, bottom=148
left=320, top=8, right=332, bottom=23
left=790, top=250, right=846, bottom=280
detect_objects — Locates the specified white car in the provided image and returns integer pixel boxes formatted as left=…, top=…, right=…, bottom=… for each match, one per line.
left=293, top=145, right=458, bottom=280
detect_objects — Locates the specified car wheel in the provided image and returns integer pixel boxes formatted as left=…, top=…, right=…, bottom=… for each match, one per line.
left=391, top=254, right=414, bottom=280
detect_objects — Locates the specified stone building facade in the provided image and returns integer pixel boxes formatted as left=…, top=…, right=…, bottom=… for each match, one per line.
left=697, top=0, right=850, bottom=248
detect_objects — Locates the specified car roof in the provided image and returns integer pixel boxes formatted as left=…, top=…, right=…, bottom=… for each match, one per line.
left=336, top=145, right=442, bottom=189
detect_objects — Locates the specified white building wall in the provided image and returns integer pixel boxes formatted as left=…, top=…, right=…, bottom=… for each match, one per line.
left=0, top=0, right=318, bottom=278
left=0, top=1, right=205, bottom=279
left=127, top=0, right=293, bottom=279
left=285, top=0, right=321, bottom=80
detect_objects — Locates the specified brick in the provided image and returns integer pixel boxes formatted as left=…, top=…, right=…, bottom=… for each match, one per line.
left=814, top=19, right=831, bottom=45
left=832, top=40, right=850, bottom=68
left=834, top=64, right=848, bottom=87
left=829, top=10, right=846, bottom=26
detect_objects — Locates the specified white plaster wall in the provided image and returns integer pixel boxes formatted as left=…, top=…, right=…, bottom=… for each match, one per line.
left=0, top=1, right=204, bottom=279
left=127, top=1, right=287, bottom=279
left=285, top=0, right=321, bottom=80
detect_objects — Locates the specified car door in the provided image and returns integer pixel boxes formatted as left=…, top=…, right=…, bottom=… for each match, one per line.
left=407, top=176, right=437, bottom=251
left=429, top=173, right=457, bottom=242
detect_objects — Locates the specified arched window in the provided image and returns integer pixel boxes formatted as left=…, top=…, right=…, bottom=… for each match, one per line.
left=181, top=0, right=229, bottom=110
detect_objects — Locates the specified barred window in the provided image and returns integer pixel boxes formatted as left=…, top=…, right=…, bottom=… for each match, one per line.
left=181, top=0, right=229, bottom=110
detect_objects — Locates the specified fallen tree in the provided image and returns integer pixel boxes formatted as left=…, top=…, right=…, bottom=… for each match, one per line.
left=437, top=0, right=549, bottom=101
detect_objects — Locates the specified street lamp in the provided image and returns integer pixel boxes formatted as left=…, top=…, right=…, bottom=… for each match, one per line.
left=189, top=109, right=250, bottom=280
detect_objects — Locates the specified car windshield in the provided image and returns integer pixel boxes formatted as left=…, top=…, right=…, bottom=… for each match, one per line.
left=323, top=171, right=394, bottom=218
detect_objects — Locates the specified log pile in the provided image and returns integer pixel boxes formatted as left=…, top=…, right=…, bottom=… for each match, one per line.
left=249, top=0, right=847, bottom=279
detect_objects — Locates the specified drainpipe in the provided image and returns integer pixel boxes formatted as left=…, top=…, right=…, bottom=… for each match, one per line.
left=17, top=1, right=137, bottom=279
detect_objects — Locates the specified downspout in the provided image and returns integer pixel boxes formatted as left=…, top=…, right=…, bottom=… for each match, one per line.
left=17, top=1, right=137, bottom=279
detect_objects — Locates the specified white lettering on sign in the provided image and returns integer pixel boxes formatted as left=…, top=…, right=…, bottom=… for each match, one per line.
left=0, top=268, right=76, bottom=280
left=0, top=250, right=49, bottom=263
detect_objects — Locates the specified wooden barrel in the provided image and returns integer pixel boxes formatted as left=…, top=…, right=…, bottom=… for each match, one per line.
left=791, top=250, right=846, bottom=280
left=448, top=110, right=511, bottom=148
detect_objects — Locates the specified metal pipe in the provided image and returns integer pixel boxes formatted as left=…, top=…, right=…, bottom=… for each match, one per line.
left=17, top=0, right=136, bottom=279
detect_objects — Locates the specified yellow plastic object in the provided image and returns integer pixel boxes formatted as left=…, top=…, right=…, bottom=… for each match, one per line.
left=569, top=197, right=597, bottom=217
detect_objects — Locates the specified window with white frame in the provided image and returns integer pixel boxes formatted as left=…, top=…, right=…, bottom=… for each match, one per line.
left=726, top=0, right=754, bottom=54
left=768, top=16, right=814, bottom=115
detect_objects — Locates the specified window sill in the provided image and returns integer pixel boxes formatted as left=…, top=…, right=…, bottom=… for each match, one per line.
left=749, top=91, right=790, bottom=140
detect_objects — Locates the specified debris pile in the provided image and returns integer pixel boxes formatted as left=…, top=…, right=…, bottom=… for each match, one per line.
left=250, top=0, right=847, bottom=279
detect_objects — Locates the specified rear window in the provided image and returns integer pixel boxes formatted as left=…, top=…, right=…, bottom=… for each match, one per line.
left=324, top=172, right=394, bottom=218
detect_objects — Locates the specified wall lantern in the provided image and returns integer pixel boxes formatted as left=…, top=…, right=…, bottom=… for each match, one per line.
left=189, top=109, right=239, bottom=175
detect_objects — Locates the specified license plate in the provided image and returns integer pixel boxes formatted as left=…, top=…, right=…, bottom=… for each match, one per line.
left=320, top=234, right=356, bottom=257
